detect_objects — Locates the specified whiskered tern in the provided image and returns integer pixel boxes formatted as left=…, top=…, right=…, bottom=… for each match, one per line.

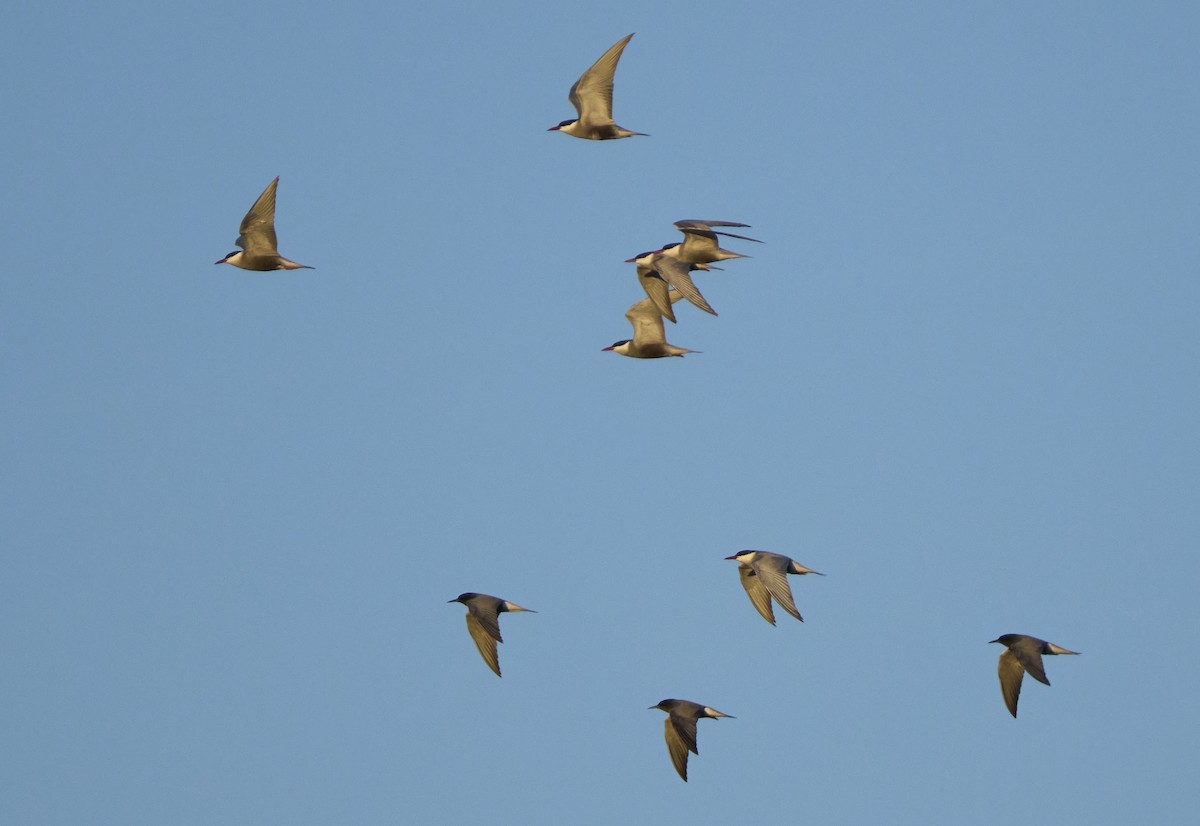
left=214, top=177, right=313, bottom=271
left=548, top=34, right=647, bottom=140
left=448, top=593, right=536, bottom=677
left=725, top=550, right=824, bottom=625
left=603, top=291, right=697, bottom=358
left=989, top=634, right=1079, bottom=718
left=649, top=699, right=734, bottom=782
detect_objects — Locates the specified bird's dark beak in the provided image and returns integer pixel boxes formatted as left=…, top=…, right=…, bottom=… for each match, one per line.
left=547, top=125, right=561, bottom=131
left=602, top=346, right=615, bottom=351
left=214, top=258, right=227, bottom=265
left=723, top=554, right=738, bottom=560
left=624, top=257, right=637, bottom=263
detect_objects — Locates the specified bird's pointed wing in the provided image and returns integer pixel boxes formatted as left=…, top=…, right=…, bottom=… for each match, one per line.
left=664, top=715, right=697, bottom=781
left=997, top=649, right=1026, bottom=717
left=711, top=229, right=764, bottom=244
left=752, top=554, right=803, bottom=621
left=467, top=602, right=504, bottom=642
left=625, top=293, right=680, bottom=345
left=465, top=612, right=502, bottom=677
left=637, top=267, right=675, bottom=323
left=736, top=564, right=776, bottom=625
left=568, top=33, right=633, bottom=126
left=653, top=255, right=716, bottom=316
left=674, top=220, right=763, bottom=244
left=236, top=177, right=280, bottom=256
left=1009, top=637, right=1050, bottom=686
left=674, top=219, right=752, bottom=230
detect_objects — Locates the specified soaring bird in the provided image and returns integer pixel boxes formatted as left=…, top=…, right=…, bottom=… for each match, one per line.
left=603, top=292, right=697, bottom=359
left=725, top=550, right=824, bottom=625
left=448, top=593, right=536, bottom=677
left=626, top=250, right=716, bottom=320
left=658, top=219, right=762, bottom=265
left=650, top=699, right=734, bottom=782
left=989, top=634, right=1079, bottom=717
left=548, top=33, right=647, bottom=140
left=214, top=177, right=313, bottom=271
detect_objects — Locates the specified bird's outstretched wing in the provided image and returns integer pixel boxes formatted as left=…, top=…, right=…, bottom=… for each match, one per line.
left=736, top=564, right=776, bottom=625
left=236, top=177, right=281, bottom=257
left=569, top=33, right=633, bottom=127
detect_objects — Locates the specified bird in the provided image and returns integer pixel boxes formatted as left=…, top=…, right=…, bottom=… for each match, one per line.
left=725, top=550, right=825, bottom=625
left=989, top=634, right=1080, bottom=717
left=657, top=219, right=763, bottom=266
left=650, top=699, right=734, bottom=782
left=626, top=250, right=717, bottom=320
left=214, top=177, right=313, bottom=271
left=448, top=593, right=536, bottom=677
left=603, top=291, right=697, bottom=358
left=548, top=33, right=647, bottom=140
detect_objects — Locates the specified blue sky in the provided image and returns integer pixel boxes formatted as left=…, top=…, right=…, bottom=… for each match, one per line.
left=3, top=1, right=1199, bottom=823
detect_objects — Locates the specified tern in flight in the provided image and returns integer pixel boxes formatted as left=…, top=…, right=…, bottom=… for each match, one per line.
left=603, top=291, right=697, bottom=359
left=657, top=219, right=762, bottom=265
left=548, top=33, right=647, bottom=140
left=725, top=550, right=824, bottom=625
left=650, top=699, right=734, bottom=782
left=989, top=634, right=1079, bottom=718
left=626, top=250, right=717, bottom=320
left=214, top=177, right=313, bottom=271
left=448, top=593, right=536, bottom=677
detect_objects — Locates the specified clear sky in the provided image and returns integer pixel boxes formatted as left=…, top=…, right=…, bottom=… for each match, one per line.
left=3, top=1, right=1199, bottom=824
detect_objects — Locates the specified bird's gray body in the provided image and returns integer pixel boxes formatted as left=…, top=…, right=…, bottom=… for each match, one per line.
left=628, top=251, right=716, bottom=319
left=989, top=633, right=1079, bottom=717
left=604, top=291, right=696, bottom=358
left=659, top=219, right=762, bottom=265
left=448, top=592, right=536, bottom=677
left=549, top=33, right=646, bottom=140
left=650, top=699, right=734, bottom=782
left=214, top=177, right=313, bottom=271
left=725, top=550, right=824, bottom=625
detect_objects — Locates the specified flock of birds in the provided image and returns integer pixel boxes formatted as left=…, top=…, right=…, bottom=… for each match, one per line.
left=447, top=554, right=1079, bottom=781
left=211, top=32, right=1080, bottom=782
